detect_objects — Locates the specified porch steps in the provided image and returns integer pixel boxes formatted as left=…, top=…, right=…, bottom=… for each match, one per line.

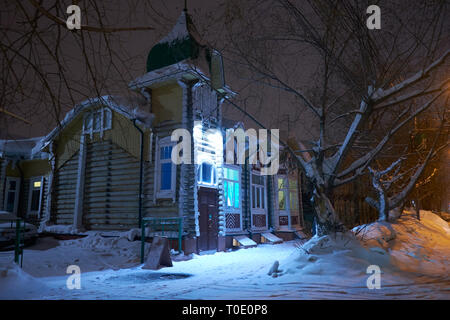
left=294, top=230, right=309, bottom=240
left=233, top=235, right=257, bottom=248
left=261, top=232, right=283, bottom=244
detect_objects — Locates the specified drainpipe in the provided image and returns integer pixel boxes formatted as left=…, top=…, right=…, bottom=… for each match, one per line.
left=40, top=142, right=56, bottom=230
left=132, top=119, right=144, bottom=228
left=267, top=175, right=273, bottom=230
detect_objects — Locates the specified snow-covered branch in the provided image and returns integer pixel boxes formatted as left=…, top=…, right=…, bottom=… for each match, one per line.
left=337, top=90, right=444, bottom=181
left=389, top=140, right=448, bottom=209
left=374, top=78, right=450, bottom=111
left=327, top=86, right=374, bottom=181
left=371, top=50, right=449, bottom=103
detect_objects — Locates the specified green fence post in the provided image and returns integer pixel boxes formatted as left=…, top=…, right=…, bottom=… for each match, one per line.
left=14, top=219, right=20, bottom=265
left=20, top=220, right=24, bottom=268
left=140, top=219, right=145, bottom=264
left=178, top=218, right=182, bottom=253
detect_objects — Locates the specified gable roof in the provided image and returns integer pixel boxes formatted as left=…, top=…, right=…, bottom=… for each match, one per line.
left=33, top=95, right=153, bottom=157
left=0, top=137, right=44, bottom=159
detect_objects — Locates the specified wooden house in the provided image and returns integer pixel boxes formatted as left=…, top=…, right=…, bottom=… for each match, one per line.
left=0, top=10, right=308, bottom=253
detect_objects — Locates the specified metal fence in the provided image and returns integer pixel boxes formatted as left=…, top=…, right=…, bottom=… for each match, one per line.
left=140, top=217, right=183, bottom=263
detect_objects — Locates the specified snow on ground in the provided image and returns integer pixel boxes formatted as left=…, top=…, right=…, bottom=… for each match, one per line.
left=0, top=210, right=448, bottom=299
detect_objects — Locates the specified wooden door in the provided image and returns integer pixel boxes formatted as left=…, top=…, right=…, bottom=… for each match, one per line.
left=198, top=187, right=218, bottom=251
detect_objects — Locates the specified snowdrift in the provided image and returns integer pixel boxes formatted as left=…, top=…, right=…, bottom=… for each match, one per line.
left=0, top=262, right=51, bottom=299
left=280, top=210, right=449, bottom=285
left=0, top=210, right=447, bottom=299
left=354, top=209, right=449, bottom=276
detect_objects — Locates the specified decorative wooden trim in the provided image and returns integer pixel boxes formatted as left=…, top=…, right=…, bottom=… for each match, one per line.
left=250, top=170, right=268, bottom=231
left=27, top=176, right=44, bottom=217
left=223, top=164, right=243, bottom=233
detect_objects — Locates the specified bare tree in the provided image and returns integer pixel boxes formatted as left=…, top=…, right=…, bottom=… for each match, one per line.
left=220, top=0, right=449, bottom=233
left=0, top=0, right=162, bottom=139
left=366, top=111, right=448, bottom=221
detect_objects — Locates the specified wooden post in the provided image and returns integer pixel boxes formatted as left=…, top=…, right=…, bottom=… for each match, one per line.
left=73, top=134, right=87, bottom=229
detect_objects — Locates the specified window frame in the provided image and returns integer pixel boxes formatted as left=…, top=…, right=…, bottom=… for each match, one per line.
left=250, top=170, right=268, bottom=230
left=197, top=161, right=217, bottom=187
left=154, top=136, right=177, bottom=201
left=288, top=174, right=300, bottom=226
left=275, top=174, right=301, bottom=229
left=223, top=165, right=241, bottom=210
left=27, top=176, right=44, bottom=217
left=251, top=171, right=266, bottom=212
left=275, top=174, right=291, bottom=229
left=4, top=177, right=21, bottom=215
left=276, top=175, right=289, bottom=212
left=82, top=107, right=112, bottom=135
left=223, top=165, right=242, bottom=232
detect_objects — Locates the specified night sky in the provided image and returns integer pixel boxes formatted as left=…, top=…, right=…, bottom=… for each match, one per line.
left=0, top=0, right=448, bottom=145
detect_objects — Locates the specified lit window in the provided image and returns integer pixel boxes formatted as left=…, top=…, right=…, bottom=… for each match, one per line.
left=277, top=177, right=287, bottom=210
left=289, top=177, right=299, bottom=211
left=198, top=162, right=216, bottom=186
left=290, top=190, right=299, bottom=210
left=28, top=177, right=43, bottom=215
left=276, top=175, right=300, bottom=213
left=223, top=167, right=240, bottom=209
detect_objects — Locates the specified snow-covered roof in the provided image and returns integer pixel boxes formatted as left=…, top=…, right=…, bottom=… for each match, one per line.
left=159, top=10, right=192, bottom=45
left=0, top=136, right=45, bottom=159
left=145, top=10, right=207, bottom=73
left=130, top=61, right=235, bottom=96
left=33, top=95, right=154, bottom=156
left=141, top=9, right=232, bottom=96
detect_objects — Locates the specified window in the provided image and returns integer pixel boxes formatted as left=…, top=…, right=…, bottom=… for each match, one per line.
left=28, top=177, right=43, bottom=216
left=290, top=190, right=299, bottom=211
left=276, top=175, right=300, bottom=212
left=277, top=177, right=287, bottom=210
left=4, top=177, right=20, bottom=214
left=6, top=180, right=17, bottom=212
left=224, top=166, right=242, bottom=232
left=160, top=146, right=173, bottom=190
left=155, top=137, right=176, bottom=200
left=289, top=178, right=299, bottom=212
left=83, top=107, right=112, bottom=135
left=198, top=162, right=217, bottom=186
left=223, top=167, right=240, bottom=209
left=251, top=173, right=266, bottom=210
